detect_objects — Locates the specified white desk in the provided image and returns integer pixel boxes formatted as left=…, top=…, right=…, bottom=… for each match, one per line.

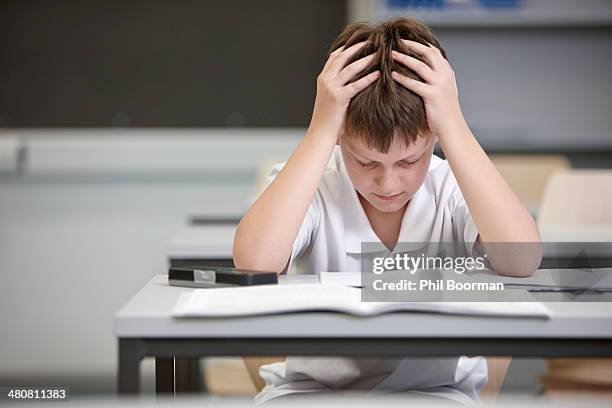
left=115, top=273, right=612, bottom=395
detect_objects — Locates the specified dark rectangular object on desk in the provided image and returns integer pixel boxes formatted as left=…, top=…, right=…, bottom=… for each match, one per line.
left=168, top=266, right=278, bottom=288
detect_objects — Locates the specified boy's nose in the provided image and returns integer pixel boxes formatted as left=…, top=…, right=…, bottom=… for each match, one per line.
left=376, top=168, right=399, bottom=193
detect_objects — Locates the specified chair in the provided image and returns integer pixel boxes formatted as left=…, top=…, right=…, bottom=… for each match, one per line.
left=537, top=169, right=612, bottom=397
left=489, top=154, right=570, bottom=215
left=538, top=170, right=612, bottom=241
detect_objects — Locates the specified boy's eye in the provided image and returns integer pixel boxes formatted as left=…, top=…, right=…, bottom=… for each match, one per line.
left=358, top=160, right=376, bottom=168
left=400, top=159, right=419, bottom=167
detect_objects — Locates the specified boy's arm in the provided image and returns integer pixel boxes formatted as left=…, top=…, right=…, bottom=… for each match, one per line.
left=233, top=42, right=380, bottom=273
left=392, top=40, right=541, bottom=277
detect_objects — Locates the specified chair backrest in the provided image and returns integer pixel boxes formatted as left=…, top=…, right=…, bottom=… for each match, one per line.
left=538, top=170, right=612, bottom=241
left=490, top=154, right=570, bottom=214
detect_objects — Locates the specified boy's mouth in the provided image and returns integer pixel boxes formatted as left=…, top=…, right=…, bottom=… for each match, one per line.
left=373, top=192, right=403, bottom=201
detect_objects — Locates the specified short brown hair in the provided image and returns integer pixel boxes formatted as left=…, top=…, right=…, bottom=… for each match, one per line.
left=329, top=17, right=447, bottom=153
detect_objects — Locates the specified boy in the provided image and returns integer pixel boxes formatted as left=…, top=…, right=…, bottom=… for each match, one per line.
left=233, top=17, right=541, bottom=404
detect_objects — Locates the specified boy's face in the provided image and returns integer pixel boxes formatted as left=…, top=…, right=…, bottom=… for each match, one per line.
left=340, top=133, right=435, bottom=213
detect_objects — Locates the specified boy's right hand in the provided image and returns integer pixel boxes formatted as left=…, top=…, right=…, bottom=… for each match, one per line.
left=309, top=41, right=380, bottom=139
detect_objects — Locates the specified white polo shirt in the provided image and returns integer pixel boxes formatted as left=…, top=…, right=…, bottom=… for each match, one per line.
left=256, top=146, right=488, bottom=404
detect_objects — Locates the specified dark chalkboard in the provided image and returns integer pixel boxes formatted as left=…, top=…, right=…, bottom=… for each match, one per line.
left=0, top=0, right=346, bottom=128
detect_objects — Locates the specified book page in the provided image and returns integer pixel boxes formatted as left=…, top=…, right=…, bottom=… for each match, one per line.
left=173, top=283, right=550, bottom=318
left=319, top=272, right=362, bottom=287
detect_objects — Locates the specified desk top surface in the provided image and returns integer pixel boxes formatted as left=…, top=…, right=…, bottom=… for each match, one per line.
left=115, top=273, right=612, bottom=339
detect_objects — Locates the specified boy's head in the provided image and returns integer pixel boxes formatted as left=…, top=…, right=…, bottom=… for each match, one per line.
left=329, top=17, right=447, bottom=213
left=329, top=17, right=447, bottom=151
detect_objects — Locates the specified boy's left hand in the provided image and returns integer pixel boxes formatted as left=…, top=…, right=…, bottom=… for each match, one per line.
left=391, top=40, right=466, bottom=139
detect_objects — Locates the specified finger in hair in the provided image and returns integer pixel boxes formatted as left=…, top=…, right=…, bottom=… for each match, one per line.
left=346, top=70, right=380, bottom=97
left=391, top=50, right=434, bottom=83
left=338, top=52, right=376, bottom=85
left=391, top=71, right=427, bottom=97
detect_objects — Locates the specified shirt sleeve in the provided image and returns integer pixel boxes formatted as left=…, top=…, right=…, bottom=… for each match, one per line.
left=265, top=162, right=322, bottom=274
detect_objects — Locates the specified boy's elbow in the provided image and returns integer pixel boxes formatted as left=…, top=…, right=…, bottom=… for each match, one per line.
left=233, top=252, right=286, bottom=275
left=494, top=260, right=539, bottom=278
left=232, top=225, right=251, bottom=270
left=232, top=244, right=263, bottom=272
left=232, top=228, right=286, bottom=274
left=232, top=230, right=253, bottom=271
left=486, top=242, right=543, bottom=278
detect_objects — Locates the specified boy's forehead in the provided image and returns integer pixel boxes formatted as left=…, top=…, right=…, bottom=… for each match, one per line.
left=344, top=133, right=432, bottom=160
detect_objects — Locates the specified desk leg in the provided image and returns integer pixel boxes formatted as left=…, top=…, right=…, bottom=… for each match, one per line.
left=174, top=358, right=202, bottom=393
left=118, top=339, right=143, bottom=395
left=155, top=357, right=174, bottom=394
left=155, top=357, right=202, bottom=395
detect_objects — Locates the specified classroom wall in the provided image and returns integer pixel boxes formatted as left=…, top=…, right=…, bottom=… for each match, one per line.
left=435, top=27, right=612, bottom=150
left=0, top=129, right=302, bottom=393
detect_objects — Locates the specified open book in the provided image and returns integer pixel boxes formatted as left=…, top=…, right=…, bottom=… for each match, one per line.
left=172, top=283, right=551, bottom=318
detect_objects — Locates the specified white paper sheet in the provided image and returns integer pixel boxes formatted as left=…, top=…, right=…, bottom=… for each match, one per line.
left=318, top=271, right=362, bottom=287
